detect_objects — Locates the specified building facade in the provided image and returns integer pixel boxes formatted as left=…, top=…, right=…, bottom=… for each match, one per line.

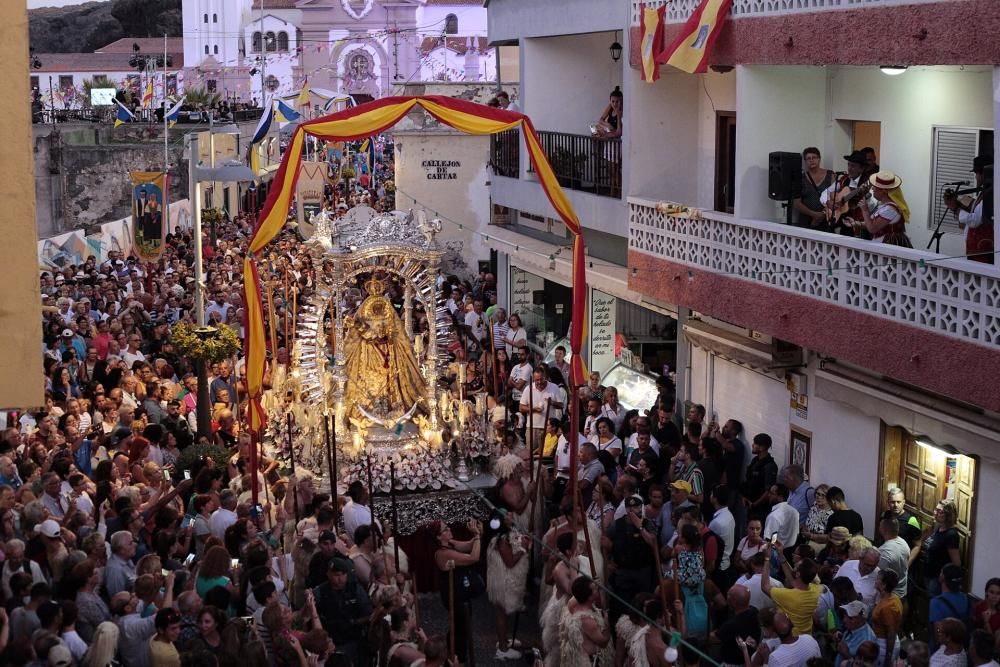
left=181, top=0, right=494, bottom=105
left=484, top=0, right=1000, bottom=594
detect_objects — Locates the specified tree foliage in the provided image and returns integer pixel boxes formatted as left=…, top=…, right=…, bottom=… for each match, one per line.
left=29, top=0, right=181, bottom=54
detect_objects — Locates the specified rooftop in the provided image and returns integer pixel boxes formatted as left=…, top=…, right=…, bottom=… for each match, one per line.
left=32, top=51, right=184, bottom=74
left=420, top=35, right=488, bottom=55
left=93, top=38, right=185, bottom=55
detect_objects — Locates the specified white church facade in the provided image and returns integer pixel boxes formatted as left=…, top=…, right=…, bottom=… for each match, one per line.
left=181, top=0, right=493, bottom=106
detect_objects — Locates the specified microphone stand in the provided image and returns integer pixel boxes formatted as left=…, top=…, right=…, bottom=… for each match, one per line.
left=927, top=205, right=950, bottom=254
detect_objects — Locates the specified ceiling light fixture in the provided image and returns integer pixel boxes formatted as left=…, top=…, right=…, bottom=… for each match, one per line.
left=880, top=65, right=908, bottom=76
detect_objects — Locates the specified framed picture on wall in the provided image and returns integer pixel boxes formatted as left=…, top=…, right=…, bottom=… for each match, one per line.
left=790, top=426, right=812, bottom=477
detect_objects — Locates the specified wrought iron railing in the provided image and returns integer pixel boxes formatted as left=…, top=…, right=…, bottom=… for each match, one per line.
left=490, top=128, right=520, bottom=179
left=536, top=130, right=622, bottom=199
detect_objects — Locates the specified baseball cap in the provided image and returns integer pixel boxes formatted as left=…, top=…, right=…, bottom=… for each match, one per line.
left=55, top=274, right=65, bottom=282
left=61, top=329, right=73, bottom=338
left=840, top=600, right=868, bottom=619
left=328, top=557, right=352, bottom=573
left=624, top=494, right=644, bottom=507
left=48, top=644, right=73, bottom=667
left=38, top=519, right=61, bottom=539
left=669, top=480, right=693, bottom=493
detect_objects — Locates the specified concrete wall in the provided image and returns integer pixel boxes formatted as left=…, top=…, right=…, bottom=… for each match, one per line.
left=33, top=120, right=257, bottom=237
left=522, top=32, right=623, bottom=136
left=488, top=0, right=626, bottom=42
left=735, top=65, right=828, bottom=223
left=625, top=67, right=698, bottom=205
left=393, top=129, right=491, bottom=280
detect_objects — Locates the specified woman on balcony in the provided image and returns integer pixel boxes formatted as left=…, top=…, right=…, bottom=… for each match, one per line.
left=594, top=87, right=623, bottom=139
left=855, top=170, right=913, bottom=248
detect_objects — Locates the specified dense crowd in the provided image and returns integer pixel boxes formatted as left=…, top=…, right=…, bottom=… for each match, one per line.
left=4, top=128, right=997, bottom=667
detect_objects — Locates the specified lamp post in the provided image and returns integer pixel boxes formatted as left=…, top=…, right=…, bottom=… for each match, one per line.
left=187, top=134, right=256, bottom=437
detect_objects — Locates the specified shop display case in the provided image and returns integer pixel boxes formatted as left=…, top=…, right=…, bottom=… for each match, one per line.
left=601, top=361, right=659, bottom=412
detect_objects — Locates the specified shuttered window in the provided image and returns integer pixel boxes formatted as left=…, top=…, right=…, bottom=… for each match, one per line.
left=929, top=127, right=991, bottom=231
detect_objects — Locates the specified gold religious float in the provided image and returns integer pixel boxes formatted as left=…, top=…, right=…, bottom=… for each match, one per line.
left=264, top=207, right=494, bottom=527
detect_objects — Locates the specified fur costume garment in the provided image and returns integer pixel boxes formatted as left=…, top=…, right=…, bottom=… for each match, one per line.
left=558, top=604, right=613, bottom=666
left=486, top=533, right=530, bottom=614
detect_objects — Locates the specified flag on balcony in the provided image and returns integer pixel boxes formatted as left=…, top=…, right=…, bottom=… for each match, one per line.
left=656, top=0, right=733, bottom=74
left=113, top=100, right=135, bottom=128
left=640, top=4, right=666, bottom=82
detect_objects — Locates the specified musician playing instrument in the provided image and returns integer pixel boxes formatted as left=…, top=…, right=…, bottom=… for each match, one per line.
left=944, top=154, right=994, bottom=264
left=819, top=150, right=875, bottom=236
left=854, top=170, right=913, bottom=247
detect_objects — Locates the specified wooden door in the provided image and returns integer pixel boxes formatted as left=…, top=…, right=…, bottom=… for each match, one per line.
left=879, top=425, right=977, bottom=567
left=714, top=112, right=736, bottom=214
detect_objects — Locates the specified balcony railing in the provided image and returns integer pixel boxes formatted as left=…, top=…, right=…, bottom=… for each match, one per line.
left=628, top=196, right=1000, bottom=349
left=490, top=128, right=520, bottom=179
left=630, top=0, right=944, bottom=26
left=536, top=131, right=621, bottom=199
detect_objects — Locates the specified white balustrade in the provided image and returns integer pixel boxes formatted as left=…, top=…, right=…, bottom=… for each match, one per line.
left=628, top=197, right=1000, bottom=348
left=630, top=0, right=946, bottom=26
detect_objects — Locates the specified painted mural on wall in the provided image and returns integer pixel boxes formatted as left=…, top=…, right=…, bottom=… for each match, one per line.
left=38, top=199, right=191, bottom=270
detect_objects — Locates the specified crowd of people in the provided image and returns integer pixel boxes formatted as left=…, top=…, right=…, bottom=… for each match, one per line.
left=3, top=123, right=996, bottom=667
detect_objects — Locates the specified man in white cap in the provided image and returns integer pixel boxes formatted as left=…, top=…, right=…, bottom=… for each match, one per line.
left=836, top=600, right=876, bottom=665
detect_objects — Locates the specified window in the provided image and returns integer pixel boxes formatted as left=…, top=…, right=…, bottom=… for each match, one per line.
left=58, top=75, right=74, bottom=90
left=207, top=79, right=217, bottom=93
left=213, top=45, right=219, bottom=55
left=252, top=32, right=262, bottom=53
left=445, top=13, right=458, bottom=34
left=277, top=31, right=288, bottom=52
left=204, top=45, right=210, bottom=55
left=203, top=13, right=208, bottom=23
left=265, top=32, right=277, bottom=52
left=212, top=13, right=217, bottom=23
left=929, top=126, right=993, bottom=232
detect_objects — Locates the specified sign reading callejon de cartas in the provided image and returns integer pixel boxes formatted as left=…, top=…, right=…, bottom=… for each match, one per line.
left=422, top=159, right=461, bottom=180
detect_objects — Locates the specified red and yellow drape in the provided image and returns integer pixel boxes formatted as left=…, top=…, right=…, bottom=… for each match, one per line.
left=242, top=95, right=589, bottom=431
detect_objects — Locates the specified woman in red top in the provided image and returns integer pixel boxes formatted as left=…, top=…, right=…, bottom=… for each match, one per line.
left=974, top=577, right=1000, bottom=635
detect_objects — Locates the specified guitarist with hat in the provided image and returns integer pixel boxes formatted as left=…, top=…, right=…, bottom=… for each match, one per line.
left=820, top=150, right=875, bottom=238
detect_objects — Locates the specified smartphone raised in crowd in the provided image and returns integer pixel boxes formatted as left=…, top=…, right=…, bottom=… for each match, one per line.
left=770, top=532, right=779, bottom=545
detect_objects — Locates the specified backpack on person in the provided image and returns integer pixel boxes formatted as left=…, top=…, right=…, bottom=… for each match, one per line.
left=937, top=594, right=974, bottom=645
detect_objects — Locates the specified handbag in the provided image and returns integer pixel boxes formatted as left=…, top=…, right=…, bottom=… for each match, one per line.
left=682, top=582, right=709, bottom=639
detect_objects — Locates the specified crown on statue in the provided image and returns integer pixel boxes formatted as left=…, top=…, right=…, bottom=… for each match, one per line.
left=364, top=276, right=386, bottom=295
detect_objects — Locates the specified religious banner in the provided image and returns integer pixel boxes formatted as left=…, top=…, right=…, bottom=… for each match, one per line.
left=296, top=161, right=327, bottom=239
left=130, top=171, right=167, bottom=261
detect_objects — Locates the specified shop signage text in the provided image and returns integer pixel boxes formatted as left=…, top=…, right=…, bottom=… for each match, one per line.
left=590, top=290, right=617, bottom=375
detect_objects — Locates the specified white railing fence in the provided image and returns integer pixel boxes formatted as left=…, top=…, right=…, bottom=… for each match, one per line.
left=628, top=197, right=1000, bottom=348
left=630, top=0, right=947, bottom=27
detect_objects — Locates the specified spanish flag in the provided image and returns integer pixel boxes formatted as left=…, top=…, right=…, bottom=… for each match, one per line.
left=656, top=0, right=733, bottom=74
left=640, top=4, right=666, bottom=82
left=297, top=78, right=310, bottom=108
left=142, top=79, right=154, bottom=108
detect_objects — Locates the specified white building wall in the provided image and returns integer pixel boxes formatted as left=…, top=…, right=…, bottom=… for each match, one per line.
left=488, top=0, right=626, bottom=42
left=625, top=68, right=700, bottom=204
left=735, top=65, right=828, bottom=223
left=522, top=33, right=622, bottom=135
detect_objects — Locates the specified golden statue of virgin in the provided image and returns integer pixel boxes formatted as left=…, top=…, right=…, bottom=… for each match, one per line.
left=343, top=277, right=425, bottom=425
